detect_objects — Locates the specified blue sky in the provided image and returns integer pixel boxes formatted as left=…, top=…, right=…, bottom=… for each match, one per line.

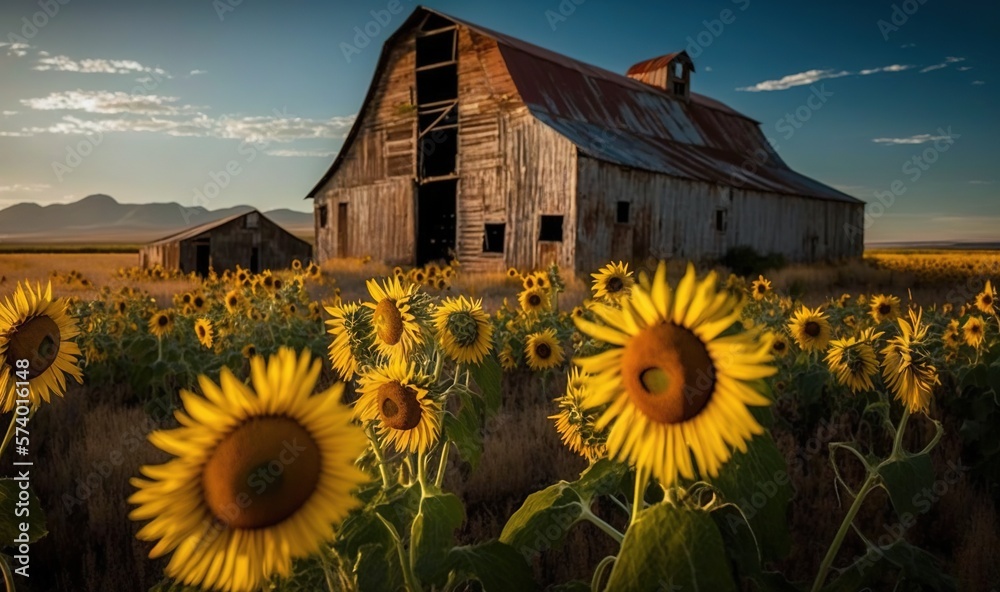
left=0, top=0, right=995, bottom=243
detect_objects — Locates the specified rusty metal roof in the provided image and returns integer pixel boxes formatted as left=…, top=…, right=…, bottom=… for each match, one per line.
left=307, top=6, right=861, bottom=205
left=626, top=52, right=694, bottom=76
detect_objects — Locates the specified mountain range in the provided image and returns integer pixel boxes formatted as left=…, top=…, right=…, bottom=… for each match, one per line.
left=0, top=194, right=313, bottom=243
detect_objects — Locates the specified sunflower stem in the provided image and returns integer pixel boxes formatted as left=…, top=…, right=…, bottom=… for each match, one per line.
left=434, top=444, right=450, bottom=489
left=365, top=424, right=392, bottom=490
left=417, top=451, right=428, bottom=492
left=629, top=467, right=648, bottom=528
left=580, top=505, right=624, bottom=544
left=156, top=336, right=163, bottom=362
left=889, top=407, right=911, bottom=461
left=0, top=553, right=14, bottom=592
left=809, top=474, right=877, bottom=592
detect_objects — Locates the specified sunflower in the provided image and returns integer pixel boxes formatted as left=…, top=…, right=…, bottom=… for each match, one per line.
left=241, top=343, right=257, bottom=358
left=942, top=320, right=963, bottom=350
left=788, top=305, right=831, bottom=352
left=128, top=348, right=368, bottom=592
left=573, top=262, right=775, bottom=488
left=869, top=294, right=900, bottom=323
left=550, top=367, right=607, bottom=462
left=325, top=302, right=374, bottom=382
left=364, top=275, right=423, bottom=361
left=750, top=275, right=772, bottom=301
left=506, top=267, right=520, bottom=279
left=881, top=308, right=939, bottom=415
left=963, top=316, right=986, bottom=348
left=518, top=287, right=549, bottom=315
left=283, top=303, right=298, bottom=317
left=770, top=333, right=790, bottom=357
left=525, top=328, right=564, bottom=370
left=194, top=318, right=214, bottom=349
left=0, top=281, right=83, bottom=412
left=113, top=299, right=128, bottom=315
left=224, top=290, right=242, bottom=314
left=532, top=272, right=549, bottom=290
left=149, top=311, right=174, bottom=338
left=306, top=262, right=322, bottom=279
left=522, top=275, right=536, bottom=290
left=975, top=280, right=996, bottom=314
left=498, top=343, right=517, bottom=371
left=825, top=337, right=879, bottom=393
left=591, top=262, right=635, bottom=302
left=433, top=296, right=493, bottom=364
left=191, top=294, right=207, bottom=313
left=355, top=358, right=440, bottom=454
left=291, top=259, right=302, bottom=271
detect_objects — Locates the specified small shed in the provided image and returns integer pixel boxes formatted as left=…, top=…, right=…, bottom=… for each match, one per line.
left=139, top=210, right=312, bottom=275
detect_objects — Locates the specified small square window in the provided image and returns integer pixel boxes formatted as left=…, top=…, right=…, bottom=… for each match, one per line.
left=539, top=215, right=563, bottom=242
left=318, top=205, right=328, bottom=228
left=616, top=201, right=630, bottom=224
left=715, top=208, right=728, bottom=232
left=245, top=212, right=259, bottom=229
left=483, top=223, right=505, bottom=253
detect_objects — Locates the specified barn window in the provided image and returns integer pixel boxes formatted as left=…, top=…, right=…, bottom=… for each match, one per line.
left=715, top=208, right=728, bottom=232
left=539, top=215, right=563, bottom=242
left=616, top=201, right=630, bottom=224
left=483, top=223, right=505, bottom=253
left=318, top=205, right=328, bottom=228
left=245, top=212, right=259, bottom=229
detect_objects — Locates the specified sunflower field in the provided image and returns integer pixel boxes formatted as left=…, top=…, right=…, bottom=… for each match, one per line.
left=0, top=254, right=999, bottom=592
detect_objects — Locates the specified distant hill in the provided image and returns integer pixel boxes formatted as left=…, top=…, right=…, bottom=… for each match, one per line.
left=0, top=194, right=313, bottom=243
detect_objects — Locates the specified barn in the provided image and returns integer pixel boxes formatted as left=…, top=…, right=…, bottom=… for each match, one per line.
left=139, top=210, right=312, bottom=275
left=307, top=6, right=864, bottom=274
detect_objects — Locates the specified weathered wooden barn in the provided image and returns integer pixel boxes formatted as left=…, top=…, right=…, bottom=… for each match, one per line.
left=307, top=6, right=864, bottom=273
left=140, top=210, right=312, bottom=275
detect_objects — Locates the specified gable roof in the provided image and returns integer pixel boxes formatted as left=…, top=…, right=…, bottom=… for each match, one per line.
left=307, top=6, right=861, bottom=205
left=146, top=210, right=307, bottom=246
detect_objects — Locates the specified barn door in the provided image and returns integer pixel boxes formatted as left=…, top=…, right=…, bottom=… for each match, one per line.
left=416, top=179, right=456, bottom=265
left=194, top=241, right=210, bottom=276
left=337, top=203, right=349, bottom=257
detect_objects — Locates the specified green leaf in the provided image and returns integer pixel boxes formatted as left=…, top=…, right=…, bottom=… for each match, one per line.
left=710, top=433, right=791, bottom=560
left=711, top=506, right=800, bottom=592
left=443, top=406, right=484, bottom=469
left=604, top=503, right=737, bottom=592
left=469, top=354, right=502, bottom=416
left=0, top=478, right=47, bottom=544
left=445, top=540, right=537, bottom=591
left=572, top=458, right=627, bottom=499
left=876, top=452, right=934, bottom=520
left=545, top=581, right=591, bottom=592
left=822, top=539, right=956, bottom=592
left=355, top=542, right=404, bottom=592
left=411, top=491, right=465, bottom=585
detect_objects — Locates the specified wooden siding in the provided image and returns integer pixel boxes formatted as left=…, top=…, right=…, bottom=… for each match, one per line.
left=575, top=156, right=863, bottom=272
left=318, top=179, right=414, bottom=264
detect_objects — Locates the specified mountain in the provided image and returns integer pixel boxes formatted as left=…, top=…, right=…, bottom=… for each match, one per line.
left=0, top=194, right=313, bottom=243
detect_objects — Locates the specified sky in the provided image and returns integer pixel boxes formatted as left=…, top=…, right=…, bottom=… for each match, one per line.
left=0, top=0, right=996, bottom=243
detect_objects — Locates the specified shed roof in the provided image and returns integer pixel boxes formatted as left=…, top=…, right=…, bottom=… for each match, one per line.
left=307, top=6, right=861, bottom=205
left=145, top=210, right=306, bottom=246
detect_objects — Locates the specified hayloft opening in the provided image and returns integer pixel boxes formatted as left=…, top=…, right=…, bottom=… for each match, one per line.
left=416, top=29, right=456, bottom=68
left=420, top=12, right=454, bottom=32
left=416, top=64, right=458, bottom=105
left=483, top=223, right=505, bottom=253
left=416, top=179, right=457, bottom=265
left=419, top=127, right=458, bottom=178
left=539, top=215, right=564, bottom=242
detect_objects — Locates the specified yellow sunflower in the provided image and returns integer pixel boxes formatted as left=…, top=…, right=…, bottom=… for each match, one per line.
left=224, top=290, right=242, bottom=314
left=355, top=358, right=441, bottom=454
left=194, top=318, right=214, bottom=349
left=525, top=328, right=564, bottom=370
left=869, top=294, right=901, bottom=323
left=770, top=333, right=791, bottom=357
left=963, top=316, right=986, bottom=348
left=291, top=259, right=302, bottom=271
left=518, top=287, right=549, bottom=315
left=506, top=267, right=520, bottom=279
left=0, top=281, right=83, bottom=411
left=522, top=274, right=536, bottom=290
left=149, top=311, right=174, bottom=338
left=241, top=343, right=257, bottom=358
left=325, top=302, right=374, bottom=382
left=881, top=308, right=939, bottom=415
left=364, top=275, right=424, bottom=361
left=433, top=296, right=493, bottom=364
left=591, top=262, right=635, bottom=302
left=750, top=275, right=772, bottom=301
left=975, top=280, right=995, bottom=314
left=128, top=348, right=368, bottom=592
left=573, top=262, right=775, bottom=487
left=788, top=305, right=831, bottom=352
left=825, top=336, right=879, bottom=393
left=942, top=320, right=962, bottom=350
left=550, top=367, right=607, bottom=462
left=498, top=343, right=517, bottom=371
left=532, top=272, right=549, bottom=290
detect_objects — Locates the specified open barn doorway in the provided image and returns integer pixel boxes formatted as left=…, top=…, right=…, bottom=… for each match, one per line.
left=416, top=179, right=456, bottom=265
left=194, top=241, right=210, bottom=276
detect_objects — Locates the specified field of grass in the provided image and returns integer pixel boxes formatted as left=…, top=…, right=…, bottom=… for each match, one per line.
left=1, top=251, right=999, bottom=591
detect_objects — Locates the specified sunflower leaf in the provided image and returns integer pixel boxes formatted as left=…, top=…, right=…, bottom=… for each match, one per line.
left=0, top=478, right=47, bottom=544
left=469, top=354, right=502, bottom=416
left=876, top=452, right=935, bottom=520
left=499, top=482, right=584, bottom=557
left=411, top=491, right=465, bottom=585
left=444, top=540, right=537, bottom=591
left=354, top=542, right=404, bottom=592
left=443, top=408, right=483, bottom=469
left=604, top=503, right=737, bottom=592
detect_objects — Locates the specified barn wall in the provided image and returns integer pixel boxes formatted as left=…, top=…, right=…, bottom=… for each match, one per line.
left=139, top=243, right=178, bottom=270
left=313, top=30, right=418, bottom=264
left=576, top=156, right=863, bottom=272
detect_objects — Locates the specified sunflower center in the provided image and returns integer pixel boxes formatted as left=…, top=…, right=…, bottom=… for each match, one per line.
left=374, top=299, right=404, bottom=345
left=983, top=295, right=994, bottom=306
left=535, top=343, right=552, bottom=359
left=8, top=315, right=62, bottom=379
left=528, top=293, right=542, bottom=307
left=878, top=304, right=891, bottom=315
left=756, top=284, right=766, bottom=293
left=197, top=325, right=207, bottom=338
left=445, top=311, right=480, bottom=347
left=621, top=322, right=715, bottom=425
left=774, top=341, right=786, bottom=352
left=157, top=315, right=169, bottom=327
left=201, top=416, right=321, bottom=530
left=804, top=321, right=821, bottom=337
left=607, top=277, right=624, bottom=293
left=377, top=382, right=422, bottom=430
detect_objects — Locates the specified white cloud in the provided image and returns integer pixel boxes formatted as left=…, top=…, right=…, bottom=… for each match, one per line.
left=189, top=69, right=208, bottom=76
left=958, top=66, right=973, bottom=71
left=21, top=90, right=200, bottom=116
left=0, top=42, right=31, bottom=57
left=0, top=183, right=51, bottom=193
left=972, top=80, right=985, bottom=85
left=872, top=134, right=954, bottom=145
left=736, top=69, right=851, bottom=92
left=919, top=63, right=947, bottom=73
left=920, top=56, right=965, bottom=73
left=859, top=64, right=912, bottom=75
left=0, top=131, right=31, bottom=137
left=1, top=111, right=16, bottom=116
left=704, top=66, right=712, bottom=72
left=265, top=149, right=338, bottom=158
left=34, top=55, right=171, bottom=77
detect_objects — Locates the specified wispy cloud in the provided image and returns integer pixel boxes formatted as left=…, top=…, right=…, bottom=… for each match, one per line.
left=1, top=111, right=17, bottom=117
left=21, top=90, right=200, bottom=116
left=0, top=183, right=51, bottom=193
left=34, top=55, right=171, bottom=77
left=0, top=131, right=32, bottom=137
left=958, top=66, right=973, bottom=71
left=737, top=64, right=910, bottom=92
left=972, top=80, right=985, bottom=85
left=872, top=133, right=954, bottom=145
left=859, top=64, right=912, bottom=75
left=0, top=42, right=31, bottom=57
left=919, top=56, right=965, bottom=73
left=189, top=69, right=208, bottom=76
left=265, top=149, right=338, bottom=158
